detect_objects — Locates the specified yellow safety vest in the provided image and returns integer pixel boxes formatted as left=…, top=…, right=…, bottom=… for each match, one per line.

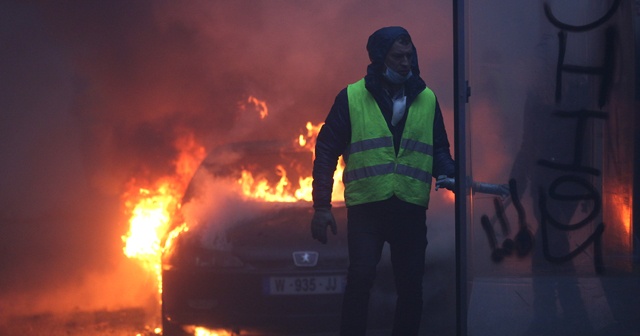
left=344, top=78, right=436, bottom=207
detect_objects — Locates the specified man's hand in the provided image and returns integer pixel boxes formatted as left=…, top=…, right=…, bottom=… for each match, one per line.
left=311, top=208, right=337, bottom=244
left=435, top=175, right=455, bottom=191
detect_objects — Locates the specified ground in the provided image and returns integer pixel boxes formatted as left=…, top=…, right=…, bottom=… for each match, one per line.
left=0, top=308, right=400, bottom=336
left=0, top=308, right=154, bottom=336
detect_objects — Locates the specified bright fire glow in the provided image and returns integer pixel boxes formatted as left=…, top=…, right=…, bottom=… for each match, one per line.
left=121, top=132, right=206, bottom=296
left=612, top=193, right=632, bottom=236
left=238, top=165, right=299, bottom=202
left=184, top=326, right=234, bottom=336
left=443, top=188, right=455, bottom=203
left=121, top=182, right=179, bottom=290
left=245, top=95, right=269, bottom=119
left=121, top=98, right=345, bottom=335
left=236, top=121, right=345, bottom=203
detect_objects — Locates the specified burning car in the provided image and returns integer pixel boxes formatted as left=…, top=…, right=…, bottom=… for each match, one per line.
left=160, top=140, right=395, bottom=335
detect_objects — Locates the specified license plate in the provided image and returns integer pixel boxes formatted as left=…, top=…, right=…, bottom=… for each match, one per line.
left=265, top=275, right=346, bottom=295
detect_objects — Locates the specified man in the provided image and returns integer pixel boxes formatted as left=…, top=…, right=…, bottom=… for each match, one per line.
left=310, top=26, right=455, bottom=335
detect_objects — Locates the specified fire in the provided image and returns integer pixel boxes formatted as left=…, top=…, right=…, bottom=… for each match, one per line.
left=185, top=326, right=234, bottom=336
left=612, top=193, right=632, bottom=236
left=244, top=95, right=269, bottom=119
left=300, top=121, right=345, bottom=203
left=121, top=182, right=179, bottom=290
left=238, top=165, right=299, bottom=202
left=122, top=109, right=343, bottom=286
left=298, top=121, right=323, bottom=151
left=121, top=132, right=206, bottom=295
left=236, top=121, right=345, bottom=203
left=120, top=97, right=345, bottom=335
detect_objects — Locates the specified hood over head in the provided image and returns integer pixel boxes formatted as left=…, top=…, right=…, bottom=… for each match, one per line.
left=366, top=26, right=420, bottom=76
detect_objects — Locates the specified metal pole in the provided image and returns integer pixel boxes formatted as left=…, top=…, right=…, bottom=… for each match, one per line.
left=453, top=0, right=468, bottom=335
left=634, top=0, right=640, bottom=267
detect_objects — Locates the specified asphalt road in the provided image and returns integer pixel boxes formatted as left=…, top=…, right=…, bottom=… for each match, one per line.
left=0, top=308, right=397, bottom=336
left=0, top=308, right=152, bottom=336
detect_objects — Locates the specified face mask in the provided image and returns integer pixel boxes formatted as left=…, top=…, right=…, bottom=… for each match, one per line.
left=383, top=66, right=413, bottom=84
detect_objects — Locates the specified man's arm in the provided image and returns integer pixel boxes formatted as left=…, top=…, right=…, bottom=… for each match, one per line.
left=312, top=88, right=351, bottom=209
left=311, top=89, right=350, bottom=244
left=431, top=98, right=455, bottom=178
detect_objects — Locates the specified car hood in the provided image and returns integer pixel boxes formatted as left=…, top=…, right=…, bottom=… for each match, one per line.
left=163, top=202, right=348, bottom=268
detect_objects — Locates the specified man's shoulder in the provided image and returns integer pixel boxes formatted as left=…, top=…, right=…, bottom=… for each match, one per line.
left=335, top=87, right=349, bottom=101
left=406, top=76, right=428, bottom=96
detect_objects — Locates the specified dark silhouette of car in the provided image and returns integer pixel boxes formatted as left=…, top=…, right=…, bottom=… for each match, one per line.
left=161, top=141, right=395, bottom=335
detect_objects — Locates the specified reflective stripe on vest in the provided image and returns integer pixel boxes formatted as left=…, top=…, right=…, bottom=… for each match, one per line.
left=344, top=78, right=436, bottom=207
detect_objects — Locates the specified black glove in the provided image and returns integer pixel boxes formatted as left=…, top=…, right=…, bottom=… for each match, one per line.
left=311, top=208, right=337, bottom=244
left=435, top=175, right=455, bottom=191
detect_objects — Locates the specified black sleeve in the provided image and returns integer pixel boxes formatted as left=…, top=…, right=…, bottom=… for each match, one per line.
left=312, top=89, right=351, bottom=209
left=431, top=98, right=456, bottom=178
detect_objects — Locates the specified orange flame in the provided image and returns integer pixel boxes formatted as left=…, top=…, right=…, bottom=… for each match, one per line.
left=298, top=121, right=345, bottom=203
left=238, top=165, right=299, bottom=202
left=612, top=193, right=632, bottom=236
left=121, top=97, right=345, bottom=334
left=121, top=182, right=178, bottom=291
left=121, top=132, right=205, bottom=296
left=184, top=326, right=234, bottom=336
left=245, top=96, right=269, bottom=119
left=236, top=121, right=345, bottom=203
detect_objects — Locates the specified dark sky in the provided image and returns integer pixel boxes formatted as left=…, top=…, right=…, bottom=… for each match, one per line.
left=0, top=0, right=454, bottom=315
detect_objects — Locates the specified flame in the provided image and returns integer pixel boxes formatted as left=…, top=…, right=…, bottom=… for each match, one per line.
left=236, top=121, right=345, bottom=203
left=611, top=193, right=632, bottom=236
left=121, top=182, right=178, bottom=291
left=300, top=121, right=345, bottom=203
left=238, top=165, right=299, bottom=202
left=298, top=121, right=323, bottom=151
left=183, top=326, right=234, bottom=336
left=245, top=95, right=269, bottom=119
left=121, top=132, right=206, bottom=296
left=120, top=97, right=345, bottom=335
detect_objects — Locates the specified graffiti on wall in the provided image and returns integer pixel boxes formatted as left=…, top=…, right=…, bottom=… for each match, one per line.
left=481, top=1, right=621, bottom=274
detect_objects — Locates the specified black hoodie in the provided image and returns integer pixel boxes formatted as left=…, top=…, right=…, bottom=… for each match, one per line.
left=312, top=26, right=455, bottom=210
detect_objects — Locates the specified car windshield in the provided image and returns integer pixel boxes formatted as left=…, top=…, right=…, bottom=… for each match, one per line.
left=172, top=140, right=319, bottom=249
left=183, top=140, right=314, bottom=204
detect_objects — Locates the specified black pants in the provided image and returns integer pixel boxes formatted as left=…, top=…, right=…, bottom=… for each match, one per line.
left=340, top=196, right=428, bottom=336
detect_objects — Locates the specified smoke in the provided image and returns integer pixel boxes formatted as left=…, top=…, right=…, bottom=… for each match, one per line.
left=179, top=173, right=260, bottom=250
left=0, top=0, right=453, bottom=319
